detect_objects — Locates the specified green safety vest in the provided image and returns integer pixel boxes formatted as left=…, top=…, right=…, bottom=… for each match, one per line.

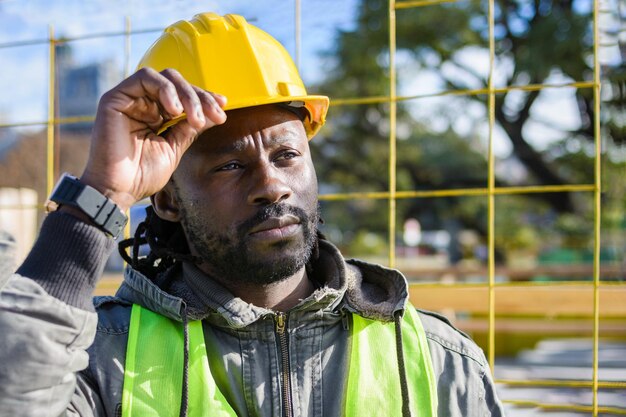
left=122, top=304, right=438, bottom=416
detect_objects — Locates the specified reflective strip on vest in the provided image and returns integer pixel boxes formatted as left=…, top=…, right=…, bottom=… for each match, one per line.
left=345, top=306, right=438, bottom=416
left=122, top=304, right=437, bottom=416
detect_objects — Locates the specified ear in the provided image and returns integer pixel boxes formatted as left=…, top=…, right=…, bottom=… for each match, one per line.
left=151, top=182, right=181, bottom=222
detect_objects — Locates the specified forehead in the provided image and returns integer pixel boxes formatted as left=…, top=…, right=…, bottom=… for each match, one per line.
left=189, top=104, right=307, bottom=155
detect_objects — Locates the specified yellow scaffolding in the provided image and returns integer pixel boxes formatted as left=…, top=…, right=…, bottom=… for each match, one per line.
left=0, top=1, right=623, bottom=415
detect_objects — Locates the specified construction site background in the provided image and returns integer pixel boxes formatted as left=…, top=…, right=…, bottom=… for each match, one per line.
left=0, top=0, right=624, bottom=415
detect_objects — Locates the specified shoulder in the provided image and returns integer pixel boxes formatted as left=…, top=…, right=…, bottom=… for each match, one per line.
left=414, top=309, right=504, bottom=416
left=92, top=296, right=133, bottom=335
left=416, top=308, right=487, bottom=367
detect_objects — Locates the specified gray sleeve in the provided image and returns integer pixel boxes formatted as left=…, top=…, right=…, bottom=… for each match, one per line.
left=481, top=361, right=505, bottom=416
left=0, top=230, right=16, bottom=289
left=418, top=310, right=506, bottom=417
left=0, top=275, right=101, bottom=417
left=426, top=334, right=505, bottom=417
left=0, top=211, right=118, bottom=416
left=16, top=211, right=116, bottom=311
left=68, top=367, right=107, bottom=416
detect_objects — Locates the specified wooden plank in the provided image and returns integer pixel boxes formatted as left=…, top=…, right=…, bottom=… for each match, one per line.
left=400, top=264, right=624, bottom=281
left=458, top=318, right=626, bottom=334
left=409, top=285, right=626, bottom=317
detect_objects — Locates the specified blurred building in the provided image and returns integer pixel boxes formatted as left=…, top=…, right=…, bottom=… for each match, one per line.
left=56, top=43, right=120, bottom=132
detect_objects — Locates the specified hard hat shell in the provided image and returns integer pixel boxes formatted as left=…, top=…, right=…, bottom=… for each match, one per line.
left=138, top=13, right=329, bottom=139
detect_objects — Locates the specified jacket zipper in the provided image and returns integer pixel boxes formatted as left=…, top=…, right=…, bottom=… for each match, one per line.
left=275, top=312, right=292, bottom=417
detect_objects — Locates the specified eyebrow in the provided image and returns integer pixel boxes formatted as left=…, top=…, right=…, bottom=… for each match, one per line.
left=211, top=132, right=301, bottom=156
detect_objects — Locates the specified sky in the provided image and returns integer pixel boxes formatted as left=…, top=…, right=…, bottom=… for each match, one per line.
left=0, top=0, right=359, bottom=125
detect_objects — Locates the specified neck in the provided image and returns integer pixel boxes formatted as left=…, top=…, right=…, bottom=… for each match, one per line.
left=198, top=265, right=315, bottom=312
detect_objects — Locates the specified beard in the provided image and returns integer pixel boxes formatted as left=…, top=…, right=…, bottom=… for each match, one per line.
left=179, top=201, right=319, bottom=286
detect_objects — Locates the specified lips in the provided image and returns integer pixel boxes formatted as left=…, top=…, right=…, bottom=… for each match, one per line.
left=249, top=215, right=300, bottom=234
left=248, top=215, right=301, bottom=240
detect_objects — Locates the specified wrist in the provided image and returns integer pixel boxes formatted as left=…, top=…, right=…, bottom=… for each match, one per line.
left=46, top=173, right=129, bottom=238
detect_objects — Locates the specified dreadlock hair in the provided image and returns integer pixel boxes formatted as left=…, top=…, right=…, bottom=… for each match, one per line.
left=118, top=206, right=199, bottom=278
left=119, top=205, right=326, bottom=279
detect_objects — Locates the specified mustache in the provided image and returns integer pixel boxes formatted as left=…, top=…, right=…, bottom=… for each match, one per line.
left=237, top=203, right=311, bottom=236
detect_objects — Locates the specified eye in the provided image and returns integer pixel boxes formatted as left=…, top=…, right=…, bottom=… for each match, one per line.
left=216, top=162, right=243, bottom=171
left=275, top=150, right=300, bottom=161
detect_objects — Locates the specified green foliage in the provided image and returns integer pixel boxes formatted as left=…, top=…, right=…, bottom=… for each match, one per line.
left=349, top=230, right=388, bottom=256
left=312, top=0, right=624, bottom=264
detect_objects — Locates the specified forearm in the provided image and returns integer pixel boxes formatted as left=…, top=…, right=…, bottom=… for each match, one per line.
left=16, top=211, right=116, bottom=311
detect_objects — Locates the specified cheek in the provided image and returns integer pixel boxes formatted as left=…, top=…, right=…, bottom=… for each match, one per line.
left=181, top=201, right=241, bottom=243
left=188, top=192, right=234, bottom=221
left=293, top=158, right=318, bottom=205
left=173, top=174, right=248, bottom=242
left=179, top=189, right=230, bottom=230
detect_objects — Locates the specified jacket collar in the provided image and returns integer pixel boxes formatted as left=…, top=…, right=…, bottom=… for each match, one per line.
left=116, top=239, right=409, bottom=326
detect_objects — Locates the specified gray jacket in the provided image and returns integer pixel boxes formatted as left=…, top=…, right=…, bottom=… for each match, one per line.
left=0, top=213, right=504, bottom=417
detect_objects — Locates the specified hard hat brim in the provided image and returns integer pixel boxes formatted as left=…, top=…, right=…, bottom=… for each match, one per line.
left=157, top=95, right=329, bottom=139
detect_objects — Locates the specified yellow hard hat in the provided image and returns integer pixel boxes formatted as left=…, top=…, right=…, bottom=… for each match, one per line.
left=138, top=12, right=329, bottom=139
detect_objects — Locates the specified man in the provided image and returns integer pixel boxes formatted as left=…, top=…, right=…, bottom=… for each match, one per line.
left=0, top=12, right=504, bottom=417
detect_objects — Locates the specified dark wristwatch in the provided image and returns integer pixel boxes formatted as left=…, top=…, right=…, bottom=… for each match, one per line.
left=45, top=173, right=128, bottom=238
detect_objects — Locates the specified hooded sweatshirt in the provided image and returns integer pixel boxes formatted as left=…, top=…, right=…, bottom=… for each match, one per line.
left=0, top=212, right=504, bottom=416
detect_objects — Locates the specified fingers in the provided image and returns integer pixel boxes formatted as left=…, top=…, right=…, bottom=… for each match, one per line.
left=211, top=91, right=228, bottom=108
left=158, top=69, right=227, bottom=132
left=113, top=68, right=183, bottom=120
left=193, top=86, right=227, bottom=128
left=112, top=67, right=227, bottom=134
left=161, top=92, right=227, bottom=157
left=159, top=69, right=206, bottom=129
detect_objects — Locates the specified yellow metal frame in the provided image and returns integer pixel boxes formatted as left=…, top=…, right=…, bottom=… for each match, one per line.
left=0, top=2, right=623, bottom=415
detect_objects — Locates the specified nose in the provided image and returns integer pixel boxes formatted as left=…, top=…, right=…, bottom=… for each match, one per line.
left=247, top=162, right=292, bottom=206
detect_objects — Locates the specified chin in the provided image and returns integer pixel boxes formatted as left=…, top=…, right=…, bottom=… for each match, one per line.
left=246, top=233, right=302, bottom=256
left=248, top=243, right=306, bottom=267
left=241, top=242, right=311, bottom=283
left=242, top=257, right=306, bottom=285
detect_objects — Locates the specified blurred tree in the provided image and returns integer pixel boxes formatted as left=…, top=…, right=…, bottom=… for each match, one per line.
left=312, top=0, right=623, bottom=261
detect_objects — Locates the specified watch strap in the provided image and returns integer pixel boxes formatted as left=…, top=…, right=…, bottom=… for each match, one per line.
left=49, top=174, right=128, bottom=238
